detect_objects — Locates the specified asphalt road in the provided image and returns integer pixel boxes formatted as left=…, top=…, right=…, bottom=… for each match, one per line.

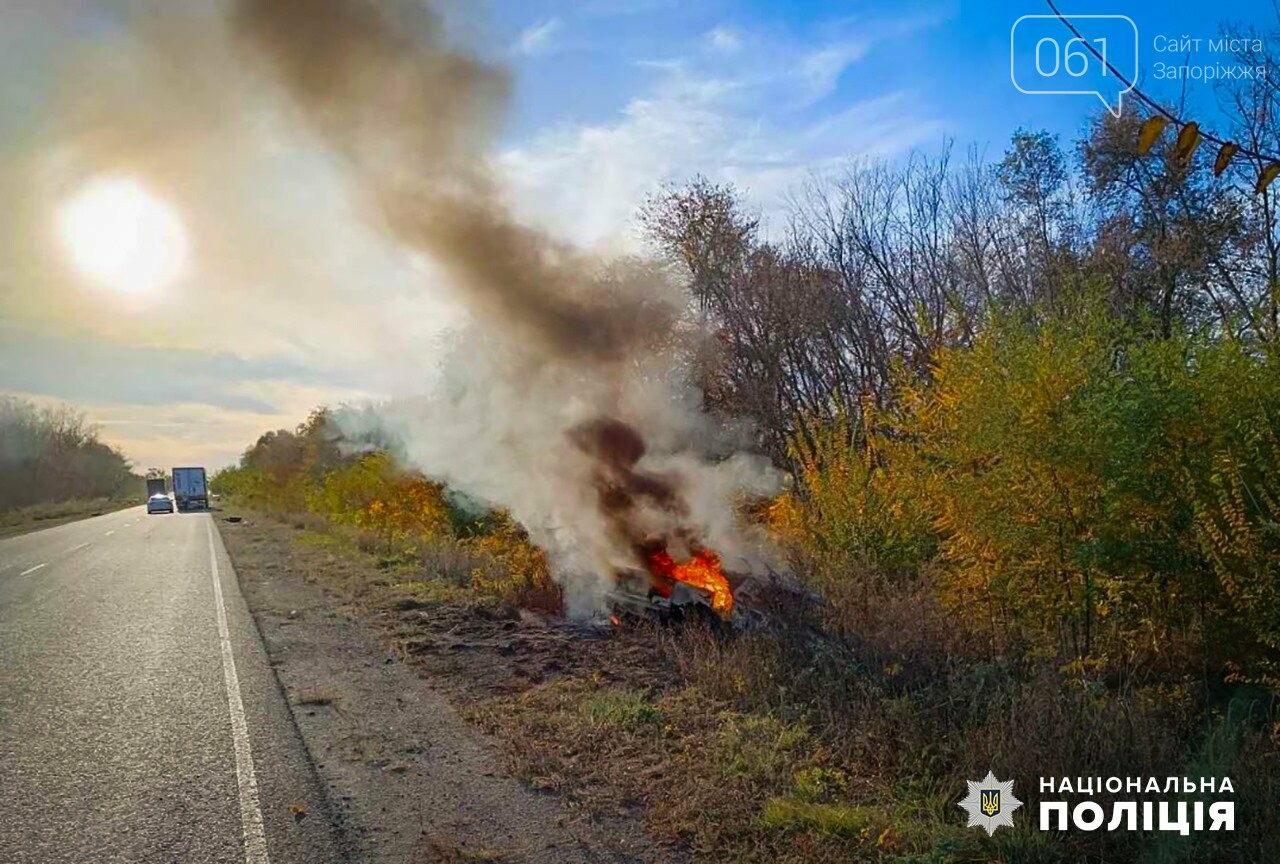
left=0, top=507, right=345, bottom=864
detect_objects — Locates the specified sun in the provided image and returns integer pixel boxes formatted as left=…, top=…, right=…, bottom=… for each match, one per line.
left=57, top=176, right=189, bottom=295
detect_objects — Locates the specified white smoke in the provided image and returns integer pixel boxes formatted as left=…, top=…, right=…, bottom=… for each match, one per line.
left=337, top=315, right=782, bottom=614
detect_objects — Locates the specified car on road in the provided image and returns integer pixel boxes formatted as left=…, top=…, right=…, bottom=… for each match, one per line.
left=146, top=493, right=174, bottom=514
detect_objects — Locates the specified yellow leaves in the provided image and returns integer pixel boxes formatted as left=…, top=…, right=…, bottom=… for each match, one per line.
left=1213, top=142, right=1240, bottom=177
left=764, top=492, right=810, bottom=548
left=782, top=317, right=1280, bottom=656
left=310, top=452, right=453, bottom=542
left=301, top=451, right=556, bottom=607
left=460, top=520, right=553, bottom=604
left=844, top=315, right=1141, bottom=646
left=775, top=411, right=934, bottom=582
left=1257, top=162, right=1280, bottom=195
left=1171, top=121, right=1201, bottom=167
left=1133, top=113, right=1280, bottom=196
left=1136, top=116, right=1168, bottom=155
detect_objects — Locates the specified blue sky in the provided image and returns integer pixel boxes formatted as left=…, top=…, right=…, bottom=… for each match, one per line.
left=0, top=0, right=1275, bottom=470
left=503, top=0, right=1274, bottom=142
left=488, top=0, right=1274, bottom=233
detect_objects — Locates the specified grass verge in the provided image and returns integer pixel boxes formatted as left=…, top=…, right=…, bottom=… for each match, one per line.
left=0, top=497, right=139, bottom=538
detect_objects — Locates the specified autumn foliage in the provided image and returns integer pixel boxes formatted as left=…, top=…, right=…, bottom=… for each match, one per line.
left=213, top=410, right=555, bottom=610
left=772, top=310, right=1280, bottom=671
left=635, top=97, right=1280, bottom=855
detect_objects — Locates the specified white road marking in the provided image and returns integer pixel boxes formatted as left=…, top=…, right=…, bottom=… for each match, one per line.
left=206, top=520, right=271, bottom=864
left=20, top=563, right=47, bottom=576
left=68, top=542, right=91, bottom=553
left=104, top=530, right=115, bottom=536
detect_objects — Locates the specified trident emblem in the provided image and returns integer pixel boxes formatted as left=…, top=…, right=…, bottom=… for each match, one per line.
left=981, top=789, right=1001, bottom=817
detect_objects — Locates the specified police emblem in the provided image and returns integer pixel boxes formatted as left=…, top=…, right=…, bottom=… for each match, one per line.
left=981, top=789, right=1000, bottom=816
left=959, top=771, right=1021, bottom=835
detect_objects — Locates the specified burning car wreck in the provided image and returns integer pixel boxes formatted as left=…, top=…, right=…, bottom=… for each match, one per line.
left=606, top=551, right=796, bottom=631
left=568, top=415, right=781, bottom=629
left=607, top=552, right=733, bottom=627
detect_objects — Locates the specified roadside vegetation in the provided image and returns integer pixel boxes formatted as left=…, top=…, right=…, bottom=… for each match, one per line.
left=216, top=72, right=1280, bottom=864
left=0, top=396, right=142, bottom=534
left=0, top=497, right=139, bottom=537
left=213, top=414, right=561, bottom=613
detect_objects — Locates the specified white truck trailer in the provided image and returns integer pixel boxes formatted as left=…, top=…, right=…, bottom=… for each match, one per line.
left=171, top=467, right=209, bottom=512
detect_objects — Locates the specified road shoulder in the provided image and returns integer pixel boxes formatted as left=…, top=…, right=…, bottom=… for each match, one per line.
left=219, top=512, right=666, bottom=864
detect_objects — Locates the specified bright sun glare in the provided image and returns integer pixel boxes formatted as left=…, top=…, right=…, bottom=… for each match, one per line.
left=57, top=176, right=189, bottom=295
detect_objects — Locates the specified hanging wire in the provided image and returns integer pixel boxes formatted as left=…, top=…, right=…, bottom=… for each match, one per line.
left=1044, top=0, right=1280, bottom=163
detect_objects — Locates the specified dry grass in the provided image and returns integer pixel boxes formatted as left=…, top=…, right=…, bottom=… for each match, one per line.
left=415, top=838, right=512, bottom=863
left=294, top=686, right=341, bottom=707
left=0, top=496, right=136, bottom=537
left=472, top=671, right=988, bottom=863
left=221, top=504, right=1280, bottom=864
left=470, top=591, right=1280, bottom=864
left=288, top=511, right=329, bottom=533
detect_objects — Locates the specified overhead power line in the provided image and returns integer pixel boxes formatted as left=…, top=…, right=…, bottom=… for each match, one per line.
left=1044, top=0, right=1280, bottom=165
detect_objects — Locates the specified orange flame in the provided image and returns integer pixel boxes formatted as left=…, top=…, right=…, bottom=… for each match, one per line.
left=647, top=548, right=733, bottom=616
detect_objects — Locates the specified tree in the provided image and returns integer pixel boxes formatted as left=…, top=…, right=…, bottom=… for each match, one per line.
left=0, top=397, right=139, bottom=510
left=1081, top=110, right=1249, bottom=336
left=641, top=178, right=857, bottom=463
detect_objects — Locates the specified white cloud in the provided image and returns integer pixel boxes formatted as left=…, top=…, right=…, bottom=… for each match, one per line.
left=498, top=25, right=940, bottom=250
left=705, top=25, right=743, bottom=55
left=513, top=17, right=563, bottom=57
left=796, top=42, right=869, bottom=104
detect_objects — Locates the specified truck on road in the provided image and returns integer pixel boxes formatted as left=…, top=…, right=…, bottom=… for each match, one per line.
left=146, top=477, right=167, bottom=497
left=171, top=467, right=209, bottom=512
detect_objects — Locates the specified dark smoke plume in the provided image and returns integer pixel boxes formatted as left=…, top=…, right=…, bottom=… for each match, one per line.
left=234, top=0, right=674, bottom=362
left=234, top=0, right=779, bottom=611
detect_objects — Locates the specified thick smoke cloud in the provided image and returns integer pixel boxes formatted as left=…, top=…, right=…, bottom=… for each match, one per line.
left=234, top=0, right=781, bottom=612
left=234, top=0, right=673, bottom=360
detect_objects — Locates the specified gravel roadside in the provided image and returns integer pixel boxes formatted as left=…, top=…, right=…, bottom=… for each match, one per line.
left=217, top=512, right=667, bottom=864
